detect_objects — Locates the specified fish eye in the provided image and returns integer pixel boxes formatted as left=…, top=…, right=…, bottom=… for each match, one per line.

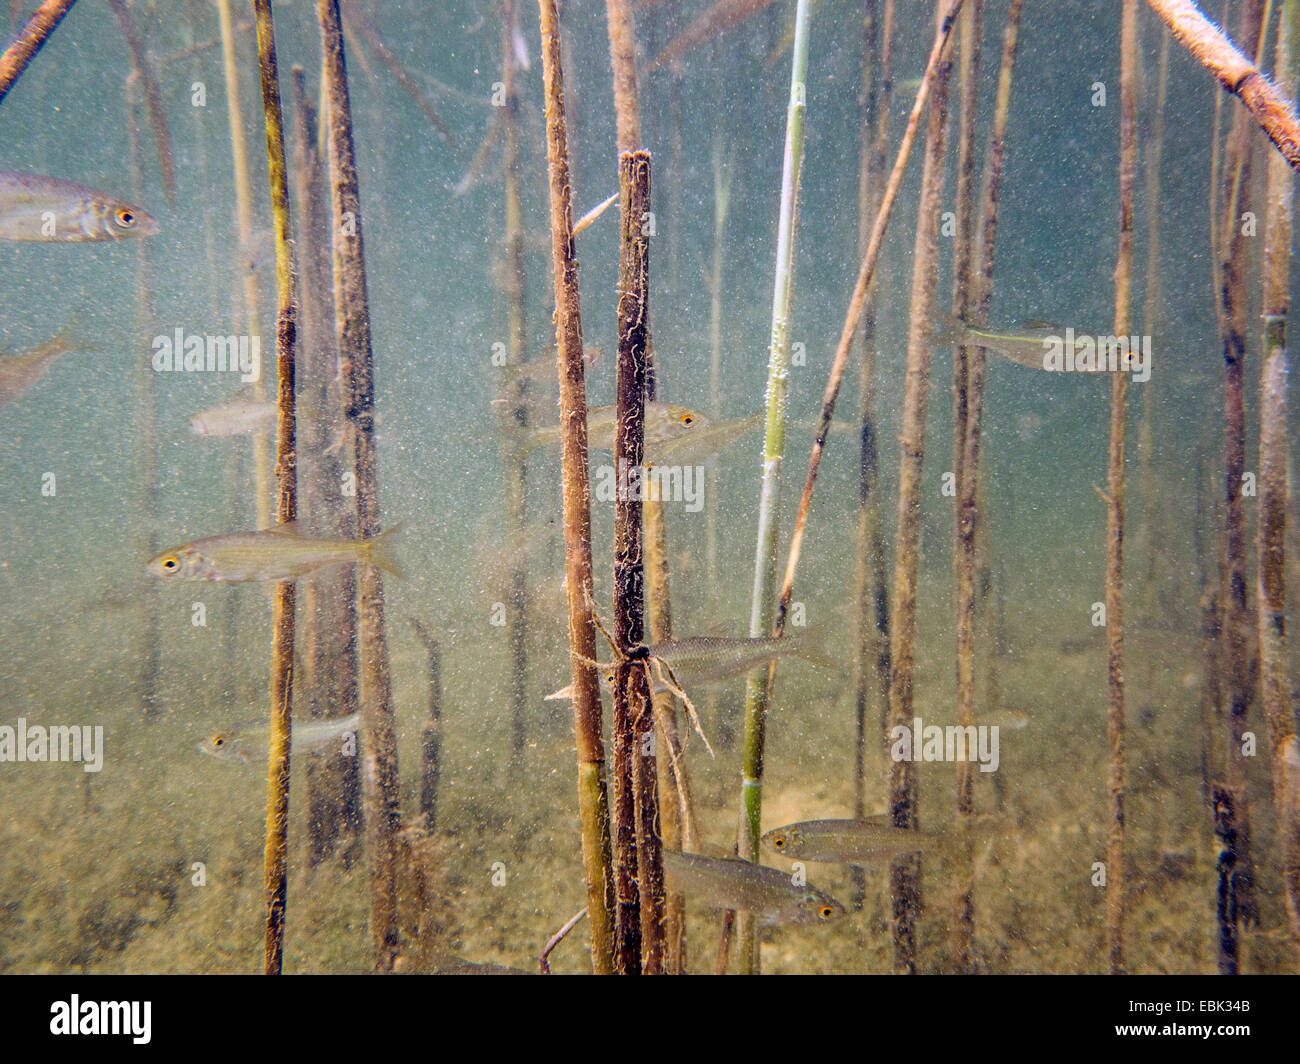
left=114, top=208, right=137, bottom=229
left=819, top=905, right=835, bottom=920
left=160, top=556, right=180, bottom=572
left=679, top=414, right=694, bottom=425
left=212, top=736, right=224, bottom=747
left=771, top=834, right=786, bottom=849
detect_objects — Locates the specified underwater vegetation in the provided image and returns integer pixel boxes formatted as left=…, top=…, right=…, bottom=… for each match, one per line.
left=2, top=0, right=1300, bottom=979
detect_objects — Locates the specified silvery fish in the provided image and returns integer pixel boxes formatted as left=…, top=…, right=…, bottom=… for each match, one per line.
left=543, top=628, right=830, bottom=703
left=649, top=629, right=830, bottom=687
left=523, top=401, right=707, bottom=454
left=148, top=522, right=404, bottom=582
left=761, top=818, right=987, bottom=866
left=197, top=713, right=360, bottom=765
left=649, top=411, right=763, bottom=466
left=189, top=398, right=277, bottom=438
left=0, top=172, right=159, bottom=241
left=662, top=849, right=845, bottom=926
left=0, top=328, right=85, bottom=408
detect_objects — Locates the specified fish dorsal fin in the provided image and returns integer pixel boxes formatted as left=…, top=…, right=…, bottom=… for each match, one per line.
left=1020, top=318, right=1063, bottom=332
left=264, top=519, right=306, bottom=536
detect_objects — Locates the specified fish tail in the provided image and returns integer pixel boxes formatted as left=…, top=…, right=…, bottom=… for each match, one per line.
left=365, top=522, right=406, bottom=580
left=789, top=623, right=835, bottom=671
left=932, top=310, right=969, bottom=348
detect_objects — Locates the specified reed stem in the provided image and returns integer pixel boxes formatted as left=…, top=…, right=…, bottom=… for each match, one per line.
left=0, top=0, right=75, bottom=105
left=107, top=0, right=176, bottom=203
left=613, top=152, right=663, bottom=974
left=316, top=0, right=402, bottom=972
left=1145, top=0, right=1300, bottom=171
left=1104, top=0, right=1138, bottom=977
left=252, top=0, right=299, bottom=976
left=736, top=0, right=813, bottom=976
left=537, top=0, right=617, bottom=974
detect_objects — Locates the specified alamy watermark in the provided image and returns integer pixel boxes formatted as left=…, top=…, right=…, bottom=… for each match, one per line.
left=890, top=715, right=1000, bottom=773
left=0, top=718, right=104, bottom=772
left=151, top=328, right=260, bottom=383
left=594, top=459, right=705, bottom=513
left=1043, top=330, right=1151, bottom=383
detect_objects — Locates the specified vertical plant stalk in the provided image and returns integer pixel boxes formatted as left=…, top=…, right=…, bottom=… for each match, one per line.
left=107, top=0, right=176, bottom=202
left=1258, top=0, right=1300, bottom=957
left=606, top=0, right=687, bottom=974
left=736, top=0, right=813, bottom=977
left=126, top=72, right=161, bottom=720
left=851, top=0, right=893, bottom=909
left=1218, top=0, right=1265, bottom=942
left=218, top=0, right=273, bottom=531
left=537, top=0, right=616, bottom=975
left=1213, top=784, right=1241, bottom=971
left=1103, top=0, right=1138, bottom=977
left=291, top=67, right=361, bottom=865
left=613, top=151, right=664, bottom=975
left=1138, top=27, right=1170, bottom=621
left=1144, top=0, right=1300, bottom=171
left=253, top=0, right=299, bottom=977
left=706, top=134, right=731, bottom=744
left=316, top=0, right=402, bottom=973
left=887, top=0, right=955, bottom=977
left=0, top=0, right=75, bottom=104
left=411, top=620, right=443, bottom=833
left=965, top=0, right=1021, bottom=839
left=498, top=0, right=531, bottom=781
left=949, top=0, right=983, bottom=975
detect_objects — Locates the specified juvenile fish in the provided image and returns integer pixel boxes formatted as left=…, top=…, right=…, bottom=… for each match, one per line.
left=762, top=818, right=984, bottom=865
left=0, top=172, right=158, bottom=241
left=522, top=401, right=707, bottom=455
left=650, top=411, right=763, bottom=466
left=189, top=398, right=277, bottom=437
left=148, top=522, right=404, bottom=582
left=649, top=629, right=830, bottom=687
left=0, top=328, right=85, bottom=408
left=663, top=849, right=845, bottom=926
left=197, top=713, right=360, bottom=765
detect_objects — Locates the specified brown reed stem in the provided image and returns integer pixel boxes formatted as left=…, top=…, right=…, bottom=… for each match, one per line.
left=950, top=0, right=983, bottom=976
left=291, top=67, right=360, bottom=865
left=1258, top=0, right=1300, bottom=958
left=1102, top=0, right=1138, bottom=977
left=107, top=0, right=176, bottom=203
left=1218, top=0, right=1265, bottom=944
left=252, top=0, right=299, bottom=977
left=0, top=0, right=75, bottom=105
left=612, top=151, right=664, bottom=975
left=886, top=0, right=957, bottom=976
left=410, top=619, right=443, bottom=833
left=537, top=0, right=616, bottom=975
left=1145, top=0, right=1300, bottom=171
left=316, top=0, right=402, bottom=972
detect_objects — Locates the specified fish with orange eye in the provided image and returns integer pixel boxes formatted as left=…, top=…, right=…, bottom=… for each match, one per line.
left=0, top=171, right=159, bottom=242
left=519, top=401, right=709, bottom=454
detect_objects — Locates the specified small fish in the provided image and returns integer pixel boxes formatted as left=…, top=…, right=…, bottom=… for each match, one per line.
left=648, top=629, right=830, bottom=687
left=188, top=397, right=277, bottom=438
left=663, top=849, right=845, bottom=926
left=934, top=313, right=1116, bottom=373
left=0, top=328, right=86, bottom=408
left=649, top=411, right=763, bottom=466
left=522, top=401, right=707, bottom=455
left=543, top=628, right=830, bottom=703
left=762, top=818, right=986, bottom=866
left=0, top=172, right=158, bottom=241
left=648, top=0, right=782, bottom=73
left=148, top=521, right=404, bottom=582
left=197, top=712, right=360, bottom=765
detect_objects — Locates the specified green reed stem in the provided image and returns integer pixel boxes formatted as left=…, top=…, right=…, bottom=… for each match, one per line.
left=736, top=0, right=812, bottom=976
